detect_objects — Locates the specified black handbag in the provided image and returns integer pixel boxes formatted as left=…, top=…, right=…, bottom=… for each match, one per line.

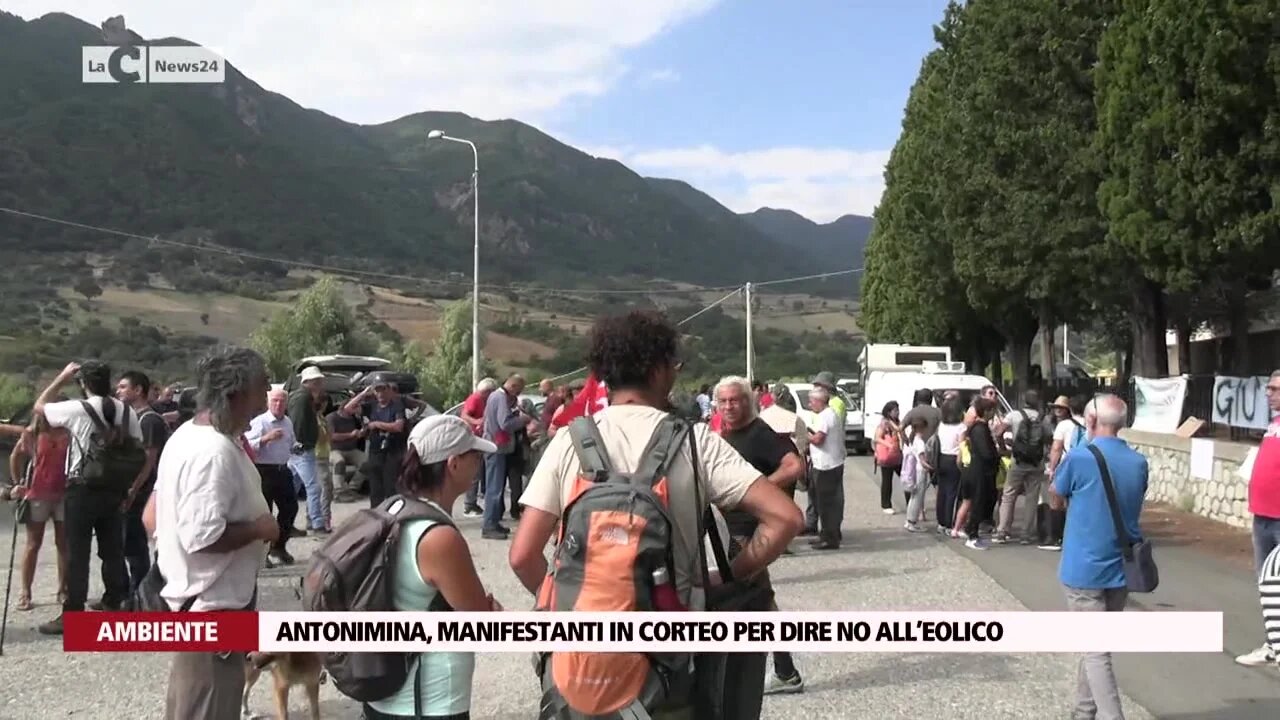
left=1086, top=444, right=1159, bottom=593
left=687, top=425, right=773, bottom=720
left=133, top=553, right=197, bottom=612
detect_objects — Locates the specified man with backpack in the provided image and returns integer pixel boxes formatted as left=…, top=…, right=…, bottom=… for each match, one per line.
left=510, top=310, right=804, bottom=720
left=32, top=360, right=143, bottom=635
left=994, top=389, right=1052, bottom=545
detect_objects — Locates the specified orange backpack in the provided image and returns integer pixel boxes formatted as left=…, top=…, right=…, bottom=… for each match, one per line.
left=535, top=415, right=691, bottom=718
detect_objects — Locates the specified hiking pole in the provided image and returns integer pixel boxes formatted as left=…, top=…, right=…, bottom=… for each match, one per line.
left=0, top=507, right=18, bottom=656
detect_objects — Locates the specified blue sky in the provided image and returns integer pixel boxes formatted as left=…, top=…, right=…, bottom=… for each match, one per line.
left=13, top=0, right=950, bottom=221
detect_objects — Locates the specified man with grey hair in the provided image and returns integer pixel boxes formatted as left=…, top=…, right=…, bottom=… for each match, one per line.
left=807, top=386, right=846, bottom=550
left=1050, top=393, right=1146, bottom=720
left=144, top=346, right=279, bottom=720
left=714, top=376, right=807, bottom=695
left=245, top=388, right=298, bottom=567
left=1236, top=368, right=1280, bottom=667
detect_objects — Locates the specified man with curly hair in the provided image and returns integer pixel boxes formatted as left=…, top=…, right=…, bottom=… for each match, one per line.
left=510, top=310, right=803, bottom=719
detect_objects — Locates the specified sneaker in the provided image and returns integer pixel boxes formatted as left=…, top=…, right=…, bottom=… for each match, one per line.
left=267, top=550, right=290, bottom=567
left=798, top=527, right=818, bottom=537
left=763, top=673, right=805, bottom=695
left=882, top=508, right=896, bottom=515
left=289, top=527, right=307, bottom=539
left=481, top=528, right=510, bottom=540
left=1234, top=645, right=1276, bottom=667
left=936, top=525, right=950, bottom=536
left=991, top=533, right=1010, bottom=545
left=89, top=599, right=123, bottom=612
left=951, top=530, right=970, bottom=540
left=310, top=526, right=332, bottom=536
left=1019, top=537, right=1034, bottom=546
left=905, top=523, right=928, bottom=534
left=965, top=538, right=989, bottom=551
left=37, top=614, right=64, bottom=635
left=1038, top=541, right=1062, bottom=552
left=462, top=506, right=483, bottom=518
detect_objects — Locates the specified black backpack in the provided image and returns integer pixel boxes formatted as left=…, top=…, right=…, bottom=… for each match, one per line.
left=1011, top=410, right=1048, bottom=465
left=72, top=399, right=147, bottom=495
left=301, top=494, right=453, bottom=703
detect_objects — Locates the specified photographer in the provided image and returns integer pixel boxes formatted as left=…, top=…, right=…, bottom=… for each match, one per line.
left=342, top=375, right=407, bottom=507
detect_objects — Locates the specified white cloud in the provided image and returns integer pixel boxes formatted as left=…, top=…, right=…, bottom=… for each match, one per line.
left=623, top=145, right=889, bottom=221
left=641, top=68, right=680, bottom=84
left=8, top=0, right=718, bottom=123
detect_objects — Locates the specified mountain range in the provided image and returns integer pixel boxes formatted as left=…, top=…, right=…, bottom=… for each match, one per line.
left=0, top=11, right=872, bottom=293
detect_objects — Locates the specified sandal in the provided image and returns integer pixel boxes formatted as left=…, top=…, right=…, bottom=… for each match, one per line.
left=16, top=594, right=33, bottom=612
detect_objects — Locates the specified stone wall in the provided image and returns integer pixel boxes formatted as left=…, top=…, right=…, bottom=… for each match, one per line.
left=1121, top=429, right=1254, bottom=529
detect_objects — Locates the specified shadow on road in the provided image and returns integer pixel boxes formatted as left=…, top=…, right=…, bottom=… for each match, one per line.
left=802, top=652, right=1017, bottom=693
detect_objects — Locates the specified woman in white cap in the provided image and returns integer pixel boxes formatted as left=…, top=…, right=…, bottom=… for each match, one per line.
left=364, top=414, right=502, bottom=720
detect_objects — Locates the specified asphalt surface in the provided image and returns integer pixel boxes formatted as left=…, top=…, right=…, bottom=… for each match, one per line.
left=853, top=455, right=1280, bottom=720
left=2, top=457, right=1239, bottom=719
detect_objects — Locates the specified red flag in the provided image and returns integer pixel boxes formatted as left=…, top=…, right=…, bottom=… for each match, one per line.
left=551, top=373, right=608, bottom=429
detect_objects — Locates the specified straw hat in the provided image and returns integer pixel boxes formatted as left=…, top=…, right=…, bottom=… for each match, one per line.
left=1050, top=395, right=1071, bottom=410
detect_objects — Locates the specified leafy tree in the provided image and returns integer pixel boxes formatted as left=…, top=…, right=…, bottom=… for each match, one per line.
left=1096, top=0, right=1280, bottom=374
left=74, top=276, right=102, bottom=303
left=419, top=299, right=494, bottom=409
left=935, top=0, right=1114, bottom=395
left=249, top=276, right=375, bottom=380
left=0, top=374, right=33, bottom=419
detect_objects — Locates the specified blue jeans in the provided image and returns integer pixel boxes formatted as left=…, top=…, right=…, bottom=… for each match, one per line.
left=289, top=452, right=323, bottom=530
left=1254, top=515, right=1280, bottom=578
left=483, top=452, right=507, bottom=530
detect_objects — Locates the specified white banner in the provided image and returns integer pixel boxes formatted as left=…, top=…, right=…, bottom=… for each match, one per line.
left=1132, top=376, right=1187, bottom=433
left=1211, top=375, right=1275, bottom=430
left=257, top=611, right=1222, bottom=654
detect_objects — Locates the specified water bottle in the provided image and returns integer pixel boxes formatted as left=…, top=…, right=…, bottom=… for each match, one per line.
left=651, top=566, right=685, bottom=611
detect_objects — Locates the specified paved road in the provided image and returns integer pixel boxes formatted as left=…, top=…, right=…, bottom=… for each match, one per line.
left=0, top=458, right=1218, bottom=719
left=854, top=456, right=1280, bottom=720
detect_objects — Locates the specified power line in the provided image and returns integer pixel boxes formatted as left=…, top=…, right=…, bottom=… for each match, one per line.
left=0, top=206, right=864, bottom=297
left=542, top=286, right=747, bottom=382
left=0, top=207, right=734, bottom=297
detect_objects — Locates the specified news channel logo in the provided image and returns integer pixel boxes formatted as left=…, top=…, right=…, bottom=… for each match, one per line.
left=82, top=45, right=225, bottom=84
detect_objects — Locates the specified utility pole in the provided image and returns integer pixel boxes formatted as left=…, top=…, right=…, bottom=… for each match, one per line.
left=1063, top=324, right=1069, bottom=366
left=745, top=282, right=755, bottom=383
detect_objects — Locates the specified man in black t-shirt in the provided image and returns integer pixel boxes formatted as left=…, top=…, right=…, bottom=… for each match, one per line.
left=714, top=376, right=807, bottom=698
left=117, top=370, right=170, bottom=596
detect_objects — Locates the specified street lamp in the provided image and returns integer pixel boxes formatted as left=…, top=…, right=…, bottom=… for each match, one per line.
left=428, top=129, right=481, bottom=388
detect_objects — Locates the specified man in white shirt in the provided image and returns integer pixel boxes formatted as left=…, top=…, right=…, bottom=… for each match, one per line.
left=245, top=389, right=299, bottom=567
left=33, top=360, right=142, bottom=634
left=807, top=386, right=846, bottom=550
left=143, top=346, right=279, bottom=720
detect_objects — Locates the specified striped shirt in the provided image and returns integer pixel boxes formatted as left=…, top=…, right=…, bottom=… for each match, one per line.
left=1262, top=542, right=1280, bottom=658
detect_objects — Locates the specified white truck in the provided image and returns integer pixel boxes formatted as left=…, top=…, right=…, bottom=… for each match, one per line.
left=858, top=343, right=1010, bottom=440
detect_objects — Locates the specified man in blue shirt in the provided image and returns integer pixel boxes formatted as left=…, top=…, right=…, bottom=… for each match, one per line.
left=1051, top=393, right=1146, bottom=720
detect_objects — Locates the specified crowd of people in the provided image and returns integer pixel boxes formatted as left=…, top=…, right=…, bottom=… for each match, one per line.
left=1, top=314, right=1278, bottom=719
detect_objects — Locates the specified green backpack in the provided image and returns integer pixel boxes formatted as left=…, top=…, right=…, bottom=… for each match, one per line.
left=72, top=400, right=147, bottom=495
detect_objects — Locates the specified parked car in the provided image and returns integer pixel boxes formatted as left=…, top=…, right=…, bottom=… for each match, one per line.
left=779, top=382, right=870, bottom=454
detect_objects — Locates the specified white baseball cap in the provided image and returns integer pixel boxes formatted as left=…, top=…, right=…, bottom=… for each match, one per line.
left=409, top=415, right=497, bottom=464
left=299, top=366, right=325, bottom=382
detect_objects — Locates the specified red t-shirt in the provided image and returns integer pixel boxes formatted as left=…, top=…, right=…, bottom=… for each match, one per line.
left=759, top=392, right=775, bottom=409
left=462, top=392, right=487, bottom=436
left=27, top=432, right=69, bottom=503
left=1249, top=417, right=1280, bottom=519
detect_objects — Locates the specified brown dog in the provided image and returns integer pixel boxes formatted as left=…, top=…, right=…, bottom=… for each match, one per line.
left=242, top=651, right=325, bottom=720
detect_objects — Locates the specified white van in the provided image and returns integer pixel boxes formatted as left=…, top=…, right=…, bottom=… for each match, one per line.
left=858, top=344, right=1010, bottom=440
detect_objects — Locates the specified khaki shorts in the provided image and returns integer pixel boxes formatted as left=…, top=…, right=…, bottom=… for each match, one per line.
left=24, top=499, right=65, bottom=524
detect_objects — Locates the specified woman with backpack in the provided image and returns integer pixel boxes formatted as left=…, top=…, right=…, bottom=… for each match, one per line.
left=874, top=401, right=904, bottom=514
left=364, top=414, right=503, bottom=720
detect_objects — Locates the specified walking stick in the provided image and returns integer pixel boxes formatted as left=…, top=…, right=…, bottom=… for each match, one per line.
left=1, top=504, right=18, bottom=656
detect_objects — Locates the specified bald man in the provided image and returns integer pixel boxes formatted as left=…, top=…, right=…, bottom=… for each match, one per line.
left=245, top=389, right=299, bottom=567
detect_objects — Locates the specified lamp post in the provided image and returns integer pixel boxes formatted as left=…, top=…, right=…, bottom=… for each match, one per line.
left=428, top=129, right=481, bottom=388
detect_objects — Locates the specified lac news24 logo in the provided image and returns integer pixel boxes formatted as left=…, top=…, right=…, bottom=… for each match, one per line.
left=83, top=44, right=225, bottom=84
